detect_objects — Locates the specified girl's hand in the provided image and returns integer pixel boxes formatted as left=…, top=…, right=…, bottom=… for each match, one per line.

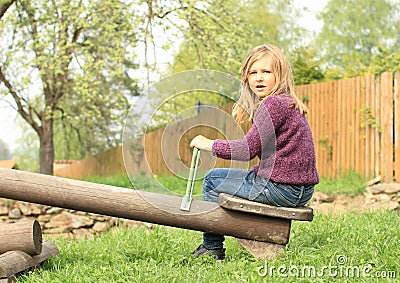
left=190, top=135, right=214, bottom=152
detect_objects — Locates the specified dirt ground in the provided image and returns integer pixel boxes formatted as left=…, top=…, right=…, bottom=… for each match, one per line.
left=310, top=191, right=399, bottom=215
left=310, top=193, right=369, bottom=214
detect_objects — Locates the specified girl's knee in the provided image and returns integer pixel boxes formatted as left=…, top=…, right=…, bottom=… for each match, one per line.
left=204, top=168, right=230, bottom=180
left=203, top=169, right=214, bottom=180
left=202, top=169, right=222, bottom=202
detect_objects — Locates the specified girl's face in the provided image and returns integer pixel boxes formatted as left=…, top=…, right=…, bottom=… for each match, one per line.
left=247, top=55, right=276, bottom=99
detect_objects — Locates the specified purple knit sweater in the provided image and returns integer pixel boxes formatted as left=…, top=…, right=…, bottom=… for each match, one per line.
left=212, top=95, right=319, bottom=185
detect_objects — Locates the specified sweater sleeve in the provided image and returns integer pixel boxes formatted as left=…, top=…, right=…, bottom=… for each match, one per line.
left=212, top=123, right=262, bottom=161
left=212, top=98, right=277, bottom=161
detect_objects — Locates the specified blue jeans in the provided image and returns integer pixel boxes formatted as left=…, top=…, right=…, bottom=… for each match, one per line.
left=201, top=168, right=314, bottom=249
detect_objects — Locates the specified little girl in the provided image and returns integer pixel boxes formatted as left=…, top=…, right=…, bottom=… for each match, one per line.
left=190, top=43, right=319, bottom=261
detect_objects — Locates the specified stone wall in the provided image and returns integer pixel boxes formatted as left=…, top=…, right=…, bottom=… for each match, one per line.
left=364, top=183, right=400, bottom=211
left=310, top=182, right=400, bottom=214
left=0, top=199, right=153, bottom=240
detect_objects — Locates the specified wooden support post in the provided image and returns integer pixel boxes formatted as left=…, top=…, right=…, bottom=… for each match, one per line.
left=0, top=169, right=290, bottom=244
left=0, top=220, right=42, bottom=256
left=218, top=193, right=314, bottom=260
left=236, top=238, right=286, bottom=260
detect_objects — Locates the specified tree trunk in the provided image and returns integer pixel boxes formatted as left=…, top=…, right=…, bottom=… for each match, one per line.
left=39, top=118, right=54, bottom=175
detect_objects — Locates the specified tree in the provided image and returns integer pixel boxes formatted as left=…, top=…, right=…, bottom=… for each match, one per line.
left=316, top=0, right=400, bottom=77
left=0, top=0, right=139, bottom=174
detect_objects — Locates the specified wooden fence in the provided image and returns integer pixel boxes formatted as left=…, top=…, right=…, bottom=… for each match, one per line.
left=297, top=72, right=399, bottom=181
left=141, top=103, right=254, bottom=177
left=55, top=72, right=400, bottom=182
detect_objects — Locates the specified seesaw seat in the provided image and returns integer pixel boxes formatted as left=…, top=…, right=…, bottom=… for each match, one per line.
left=218, top=193, right=314, bottom=221
left=218, top=193, right=314, bottom=259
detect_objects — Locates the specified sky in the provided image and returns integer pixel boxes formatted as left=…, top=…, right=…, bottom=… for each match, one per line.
left=0, top=0, right=327, bottom=156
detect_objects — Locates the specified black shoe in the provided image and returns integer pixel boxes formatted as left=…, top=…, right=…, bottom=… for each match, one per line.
left=192, top=244, right=226, bottom=261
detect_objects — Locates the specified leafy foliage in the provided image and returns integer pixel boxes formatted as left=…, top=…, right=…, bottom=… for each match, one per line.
left=168, top=0, right=305, bottom=75
left=363, top=45, right=400, bottom=74
left=316, top=0, right=400, bottom=77
left=290, top=46, right=325, bottom=85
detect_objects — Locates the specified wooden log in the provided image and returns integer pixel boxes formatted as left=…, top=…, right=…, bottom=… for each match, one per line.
left=0, top=168, right=290, bottom=244
left=0, top=251, right=33, bottom=279
left=31, top=240, right=59, bottom=266
left=0, top=220, right=42, bottom=255
left=0, top=241, right=58, bottom=279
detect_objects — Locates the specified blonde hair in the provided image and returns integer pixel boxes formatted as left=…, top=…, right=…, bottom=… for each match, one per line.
left=232, top=44, right=308, bottom=122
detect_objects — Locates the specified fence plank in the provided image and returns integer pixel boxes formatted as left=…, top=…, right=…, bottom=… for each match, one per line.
left=355, top=76, right=361, bottom=173
left=331, top=80, right=338, bottom=179
left=380, top=72, right=394, bottom=181
left=350, top=77, right=356, bottom=171
left=323, top=82, right=330, bottom=177
left=344, top=78, right=350, bottom=173
left=337, top=79, right=343, bottom=176
left=374, top=75, right=382, bottom=177
left=359, top=76, right=367, bottom=178
left=314, top=83, right=322, bottom=175
left=326, top=81, right=334, bottom=178
left=395, top=72, right=400, bottom=182
left=315, top=82, right=323, bottom=176
left=366, top=75, right=375, bottom=178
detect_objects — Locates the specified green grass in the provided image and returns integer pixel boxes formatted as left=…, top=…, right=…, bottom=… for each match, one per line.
left=83, top=174, right=203, bottom=198
left=17, top=173, right=397, bottom=282
left=83, top=174, right=133, bottom=189
left=315, top=171, right=368, bottom=196
left=20, top=211, right=399, bottom=282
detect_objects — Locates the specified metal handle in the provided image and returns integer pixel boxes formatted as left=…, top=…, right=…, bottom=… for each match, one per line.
left=180, top=148, right=200, bottom=211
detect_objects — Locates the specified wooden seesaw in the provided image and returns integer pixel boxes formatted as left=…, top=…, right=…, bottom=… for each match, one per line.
left=0, top=168, right=313, bottom=260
